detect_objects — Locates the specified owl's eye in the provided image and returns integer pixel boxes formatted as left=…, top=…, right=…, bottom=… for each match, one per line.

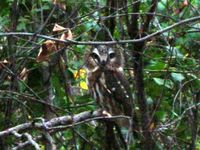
left=91, top=53, right=99, bottom=62
left=109, top=52, right=115, bottom=59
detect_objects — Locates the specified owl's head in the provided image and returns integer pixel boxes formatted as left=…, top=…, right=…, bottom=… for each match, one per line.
left=84, top=45, right=124, bottom=72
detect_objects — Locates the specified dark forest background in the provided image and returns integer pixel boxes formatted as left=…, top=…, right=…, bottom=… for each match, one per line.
left=0, top=0, right=199, bottom=149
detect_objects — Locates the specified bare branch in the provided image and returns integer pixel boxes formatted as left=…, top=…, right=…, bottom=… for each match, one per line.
left=0, top=16, right=199, bottom=45
left=0, top=109, right=131, bottom=149
left=11, top=131, right=40, bottom=150
left=23, top=133, right=40, bottom=150
left=0, top=123, right=32, bottom=137
left=0, top=109, right=128, bottom=138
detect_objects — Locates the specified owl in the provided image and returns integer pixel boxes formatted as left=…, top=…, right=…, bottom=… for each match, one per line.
left=84, top=45, right=133, bottom=127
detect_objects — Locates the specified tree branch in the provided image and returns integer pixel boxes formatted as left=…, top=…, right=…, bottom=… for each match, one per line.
left=127, top=1, right=158, bottom=149
left=0, top=15, right=199, bottom=45
left=0, top=109, right=132, bottom=149
left=0, top=110, right=131, bottom=138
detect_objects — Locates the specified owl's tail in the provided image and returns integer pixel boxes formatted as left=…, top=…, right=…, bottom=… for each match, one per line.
left=125, top=110, right=139, bottom=147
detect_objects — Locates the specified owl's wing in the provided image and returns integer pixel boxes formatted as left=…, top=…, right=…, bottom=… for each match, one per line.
left=104, top=70, right=133, bottom=117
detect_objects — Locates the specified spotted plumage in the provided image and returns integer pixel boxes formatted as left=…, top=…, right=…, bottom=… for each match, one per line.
left=85, top=45, right=133, bottom=126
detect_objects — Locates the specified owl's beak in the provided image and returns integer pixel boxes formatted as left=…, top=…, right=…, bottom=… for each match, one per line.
left=101, top=60, right=106, bottom=66
left=100, top=55, right=108, bottom=66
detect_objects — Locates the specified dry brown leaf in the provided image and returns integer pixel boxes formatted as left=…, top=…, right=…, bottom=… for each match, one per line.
left=175, top=0, right=189, bottom=14
left=37, top=25, right=73, bottom=62
left=58, top=29, right=73, bottom=49
left=60, top=29, right=73, bottom=40
left=36, top=40, right=57, bottom=62
left=0, top=59, right=10, bottom=69
left=20, top=67, right=29, bottom=81
left=53, top=23, right=67, bottom=32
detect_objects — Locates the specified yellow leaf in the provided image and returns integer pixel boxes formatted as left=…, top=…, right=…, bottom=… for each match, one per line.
left=80, top=81, right=88, bottom=90
left=41, top=145, right=45, bottom=150
left=183, top=53, right=189, bottom=60
left=74, top=69, right=86, bottom=79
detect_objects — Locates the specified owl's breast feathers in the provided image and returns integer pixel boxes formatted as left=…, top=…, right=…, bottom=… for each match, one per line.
left=87, top=68, right=133, bottom=118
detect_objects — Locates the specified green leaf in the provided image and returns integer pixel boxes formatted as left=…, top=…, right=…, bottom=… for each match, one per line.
left=153, top=78, right=165, bottom=85
left=147, top=97, right=153, bottom=105
left=156, top=111, right=167, bottom=122
left=153, top=78, right=174, bottom=89
left=171, top=73, right=185, bottom=82
left=166, top=46, right=184, bottom=58
left=60, top=146, right=67, bottom=150
left=147, top=60, right=167, bottom=70
left=158, top=0, right=167, bottom=11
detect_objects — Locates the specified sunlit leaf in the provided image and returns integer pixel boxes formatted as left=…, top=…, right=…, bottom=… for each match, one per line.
left=147, top=60, right=167, bottom=70
left=80, top=81, right=88, bottom=90
left=153, top=78, right=174, bottom=89
left=74, top=69, right=87, bottom=79
left=171, top=73, right=185, bottom=82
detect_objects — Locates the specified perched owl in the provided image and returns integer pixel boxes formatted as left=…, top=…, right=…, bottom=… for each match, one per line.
left=85, top=45, right=133, bottom=127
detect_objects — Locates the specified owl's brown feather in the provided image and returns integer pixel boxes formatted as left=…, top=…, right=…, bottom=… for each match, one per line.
left=85, top=45, right=133, bottom=127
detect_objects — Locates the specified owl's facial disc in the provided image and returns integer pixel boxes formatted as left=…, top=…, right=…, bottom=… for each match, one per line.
left=91, top=48, right=100, bottom=64
left=108, top=48, right=116, bottom=61
left=109, top=52, right=115, bottom=59
left=91, top=48, right=108, bottom=66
